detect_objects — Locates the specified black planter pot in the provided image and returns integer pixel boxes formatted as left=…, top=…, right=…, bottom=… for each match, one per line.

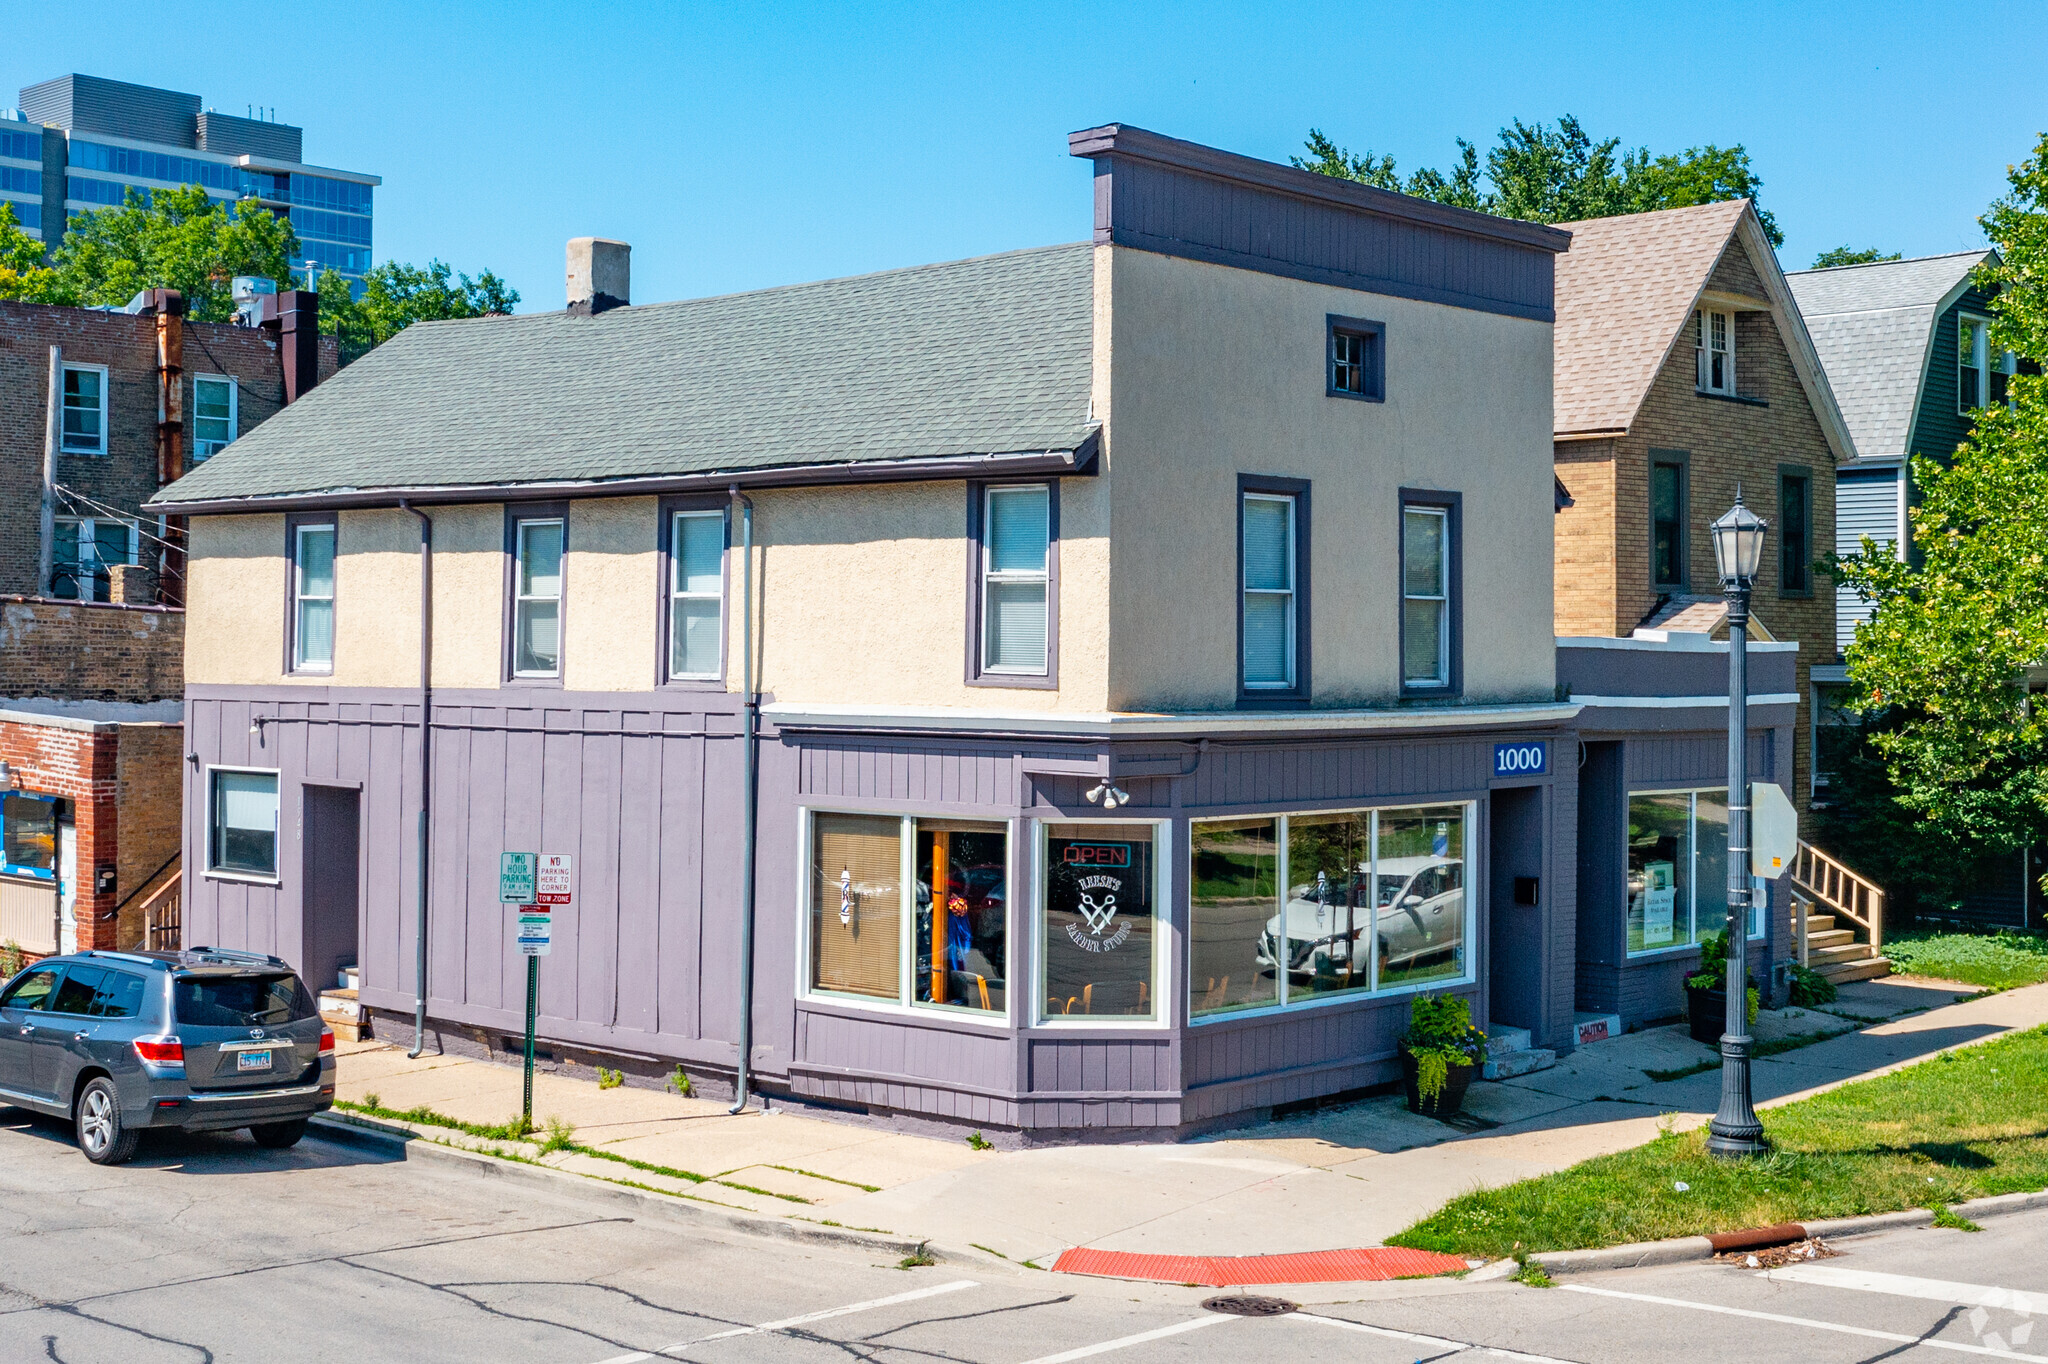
left=1686, top=986, right=1727, bottom=1045
left=1400, top=1047, right=1478, bottom=1118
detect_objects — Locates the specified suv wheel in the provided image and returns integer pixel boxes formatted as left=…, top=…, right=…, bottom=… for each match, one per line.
left=75, top=1077, right=141, bottom=1165
left=250, top=1119, right=308, bottom=1149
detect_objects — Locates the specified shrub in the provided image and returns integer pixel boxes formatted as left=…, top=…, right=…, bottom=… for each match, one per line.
left=1789, top=964, right=1838, bottom=1006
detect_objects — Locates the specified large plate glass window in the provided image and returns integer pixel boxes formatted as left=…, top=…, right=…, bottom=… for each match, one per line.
left=915, top=819, right=1008, bottom=1012
left=1241, top=493, right=1295, bottom=690
left=61, top=365, right=106, bottom=453
left=669, top=510, right=724, bottom=679
left=209, top=770, right=279, bottom=879
left=192, top=376, right=237, bottom=458
left=1042, top=823, right=1159, bottom=1019
left=512, top=518, right=564, bottom=678
left=982, top=485, right=1050, bottom=675
left=1189, top=818, right=1279, bottom=1015
left=1696, top=309, right=1735, bottom=395
left=1627, top=788, right=1736, bottom=954
left=292, top=522, right=336, bottom=671
left=809, top=813, right=902, bottom=1001
left=1401, top=507, right=1450, bottom=688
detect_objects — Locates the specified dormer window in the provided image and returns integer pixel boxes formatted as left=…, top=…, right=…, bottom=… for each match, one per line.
left=1696, top=309, right=1734, bottom=396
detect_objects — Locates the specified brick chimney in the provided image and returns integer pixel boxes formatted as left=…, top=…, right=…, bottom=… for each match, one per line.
left=567, top=238, right=629, bottom=315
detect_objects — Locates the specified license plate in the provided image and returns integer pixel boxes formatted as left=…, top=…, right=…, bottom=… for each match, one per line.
left=237, top=1050, right=273, bottom=1072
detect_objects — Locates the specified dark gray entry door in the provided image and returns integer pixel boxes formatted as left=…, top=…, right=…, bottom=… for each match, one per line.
left=300, top=785, right=361, bottom=994
left=1487, top=785, right=1546, bottom=1033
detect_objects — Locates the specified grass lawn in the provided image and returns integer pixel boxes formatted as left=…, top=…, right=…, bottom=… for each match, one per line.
left=1885, top=930, right=2048, bottom=991
left=1388, top=1024, right=2048, bottom=1258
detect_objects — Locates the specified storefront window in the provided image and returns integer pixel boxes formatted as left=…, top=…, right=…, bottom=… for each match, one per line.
left=914, top=819, right=1007, bottom=1014
left=1627, top=789, right=1732, bottom=955
left=1190, top=818, right=1279, bottom=1016
left=1, top=794, right=59, bottom=879
left=1374, top=806, right=1468, bottom=989
left=1285, top=811, right=1376, bottom=1001
left=1042, top=823, right=1158, bottom=1019
left=809, top=813, right=902, bottom=1001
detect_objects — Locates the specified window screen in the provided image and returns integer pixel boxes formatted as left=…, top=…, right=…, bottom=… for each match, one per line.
left=982, top=485, right=1050, bottom=674
left=1241, top=494, right=1295, bottom=689
left=513, top=519, right=564, bottom=677
left=670, top=511, right=724, bottom=679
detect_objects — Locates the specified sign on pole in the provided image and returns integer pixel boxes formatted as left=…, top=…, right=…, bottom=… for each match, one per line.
left=536, top=853, right=573, bottom=905
left=516, top=908, right=552, bottom=957
left=1751, top=781, right=1799, bottom=878
left=499, top=852, right=537, bottom=904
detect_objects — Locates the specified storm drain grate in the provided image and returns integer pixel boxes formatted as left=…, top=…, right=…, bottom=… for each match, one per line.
left=1202, top=1295, right=1298, bottom=1317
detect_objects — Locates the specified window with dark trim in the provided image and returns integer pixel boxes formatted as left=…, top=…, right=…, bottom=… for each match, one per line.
left=1399, top=489, right=1461, bottom=695
left=1650, top=451, right=1689, bottom=589
left=1239, top=476, right=1310, bottom=703
left=660, top=500, right=727, bottom=684
left=966, top=481, right=1059, bottom=689
left=504, top=505, right=567, bottom=684
left=1778, top=466, right=1812, bottom=597
left=1326, top=315, right=1385, bottom=401
left=287, top=515, right=336, bottom=673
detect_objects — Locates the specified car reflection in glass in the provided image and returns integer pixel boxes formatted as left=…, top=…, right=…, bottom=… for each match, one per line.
left=1256, top=855, right=1463, bottom=986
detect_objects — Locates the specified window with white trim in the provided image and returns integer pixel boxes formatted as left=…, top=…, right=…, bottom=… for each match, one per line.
left=208, top=768, right=279, bottom=879
left=192, top=375, right=237, bottom=458
left=981, top=484, right=1050, bottom=675
left=1696, top=309, right=1735, bottom=395
left=1958, top=314, right=2016, bottom=410
left=1401, top=505, right=1450, bottom=688
left=1241, top=493, right=1296, bottom=690
left=52, top=517, right=137, bottom=602
left=511, top=517, right=564, bottom=678
left=61, top=364, right=107, bottom=453
left=1041, top=822, right=1163, bottom=1020
left=291, top=522, right=336, bottom=672
left=668, top=510, right=724, bottom=679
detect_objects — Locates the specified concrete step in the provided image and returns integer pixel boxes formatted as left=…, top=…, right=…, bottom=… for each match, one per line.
left=1483, top=1046, right=1557, bottom=1080
left=1817, top=956, right=1893, bottom=984
left=1486, top=1025, right=1533, bottom=1056
left=1573, top=1011, right=1622, bottom=1047
left=1810, top=942, right=1879, bottom=967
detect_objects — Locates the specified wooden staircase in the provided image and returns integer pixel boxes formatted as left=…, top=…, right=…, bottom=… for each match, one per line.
left=1789, top=841, right=1890, bottom=984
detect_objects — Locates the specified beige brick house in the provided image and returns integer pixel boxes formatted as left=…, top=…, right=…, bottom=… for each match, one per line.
left=1551, top=200, right=1855, bottom=816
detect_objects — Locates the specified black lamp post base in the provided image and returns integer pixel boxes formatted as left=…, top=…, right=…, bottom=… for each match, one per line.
left=1706, top=1031, right=1768, bottom=1158
left=1705, top=1122, right=1769, bottom=1158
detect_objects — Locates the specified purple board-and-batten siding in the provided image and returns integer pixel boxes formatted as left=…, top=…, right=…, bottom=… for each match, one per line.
left=185, top=683, right=1573, bottom=1136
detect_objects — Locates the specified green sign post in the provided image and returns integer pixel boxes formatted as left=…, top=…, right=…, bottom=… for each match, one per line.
left=501, top=852, right=566, bottom=1133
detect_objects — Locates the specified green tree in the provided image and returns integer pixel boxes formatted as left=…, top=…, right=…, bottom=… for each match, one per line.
left=1297, top=116, right=1784, bottom=246
left=1812, top=246, right=1903, bottom=269
left=0, top=201, right=65, bottom=302
left=1832, top=133, right=2048, bottom=855
left=44, top=185, right=298, bottom=321
left=318, top=258, right=520, bottom=350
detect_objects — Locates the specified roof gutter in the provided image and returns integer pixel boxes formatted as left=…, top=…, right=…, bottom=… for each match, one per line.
left=145, top=437, right=1100, bottom=517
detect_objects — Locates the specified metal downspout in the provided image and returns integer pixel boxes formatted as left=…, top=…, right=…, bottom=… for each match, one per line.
left=729, top=488, right=760, bottom=1113
left=400, top=501, right=434, bottom=1057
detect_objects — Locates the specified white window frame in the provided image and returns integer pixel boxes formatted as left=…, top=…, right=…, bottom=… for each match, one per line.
left=980, top=483, right=1051, bottom=676
left=1240, top=492, right=1297, bottom=691
left=291, top=521, right=336, bottom=674
left=1959, top=314, right=1990, bottom=412
left=793, top=806, right=1015, bottom=1029
left=204, top=764, right=281, bottom=884
left=1696, top=309, right=1735, bottom=396
left=511, top=517, right=565, bottom=680
left=53, top=515, right=140, bottom=602
left=60, top=363, right=109, bottom=454
left=667, top=509, right=726, bottom=681
left=1033, top=818, right=1173, bottom=1029
left=191, top=374, right=238, bottom=459
left=1188, top=802, right=1477, bottom=1025
left=1402, top=505, right=1451, bottom=689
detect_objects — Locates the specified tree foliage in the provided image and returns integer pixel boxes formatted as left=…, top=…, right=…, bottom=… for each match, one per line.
left=1296, top=116, right=1783, bottom=246
left=35, top=186, right=300, bottom=321
left=0, top=201, right=64, bottom=301
left=316, top=258, right=519, bottom=349
left=1812, top=246, right=1902, bottom=269
left=1832, top=133, right=2048, bottom=854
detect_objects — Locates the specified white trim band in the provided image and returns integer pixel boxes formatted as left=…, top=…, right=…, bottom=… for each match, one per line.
left=763, top=701, right=1579, bottom=738
left=1573, top=693, right=1800, bottom=709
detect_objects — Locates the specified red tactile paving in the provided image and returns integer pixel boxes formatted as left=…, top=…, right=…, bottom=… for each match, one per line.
left=1050, top=1245, right=1469, bottom=1286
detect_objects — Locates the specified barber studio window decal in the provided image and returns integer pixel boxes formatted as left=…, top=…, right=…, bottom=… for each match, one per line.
left=1043, top=828, right=1158, bottom=1017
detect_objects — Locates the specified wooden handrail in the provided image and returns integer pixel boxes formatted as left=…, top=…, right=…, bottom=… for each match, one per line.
left=140, top=867, right=182, bottom=953
left=1789, top=840, right=1884, bottom=954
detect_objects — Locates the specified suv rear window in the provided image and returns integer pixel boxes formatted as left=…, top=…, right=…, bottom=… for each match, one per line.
left=172, top=974, right=315, bottom=1027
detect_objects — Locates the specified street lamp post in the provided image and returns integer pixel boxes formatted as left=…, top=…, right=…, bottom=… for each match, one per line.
left=1706, top=493, right=1770, bottom=1158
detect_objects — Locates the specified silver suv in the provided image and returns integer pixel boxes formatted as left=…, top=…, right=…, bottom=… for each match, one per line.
left=0, top=947, right=335, bottom=1164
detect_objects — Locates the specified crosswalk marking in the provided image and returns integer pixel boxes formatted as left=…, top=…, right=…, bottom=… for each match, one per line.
left=589, top=1278, right=978, bottom=1364
left=1295, top=1310, right=1584, bottom=1362
left=1015, top=1314, right=1234, bottom=1363
left=1764, top=1264, right=2048, bottom=1317
left=1561, top=1283, right=2048, bottom=1362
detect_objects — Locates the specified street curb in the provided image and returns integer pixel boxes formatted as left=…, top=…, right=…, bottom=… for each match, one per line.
left=1529, top=1188, right=2048, bottom=1275
left=307, top=1113, right=1010, bottom=1272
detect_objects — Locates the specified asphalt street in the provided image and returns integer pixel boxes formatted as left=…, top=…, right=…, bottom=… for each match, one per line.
left=3, top=1104, right=2047, bottom=1363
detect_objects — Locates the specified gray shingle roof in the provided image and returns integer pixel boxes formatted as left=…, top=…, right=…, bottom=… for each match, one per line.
left=1784, top=251, right=1992, bottom=460
left=151, top=243, right=1098, bottom=509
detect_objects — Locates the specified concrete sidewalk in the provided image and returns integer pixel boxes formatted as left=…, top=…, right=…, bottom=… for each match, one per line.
left=330, top=976, right=2048, bottom=1266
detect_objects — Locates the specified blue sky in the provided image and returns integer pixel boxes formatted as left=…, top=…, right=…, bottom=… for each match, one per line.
left=7, top=1, right=2044, bottom=311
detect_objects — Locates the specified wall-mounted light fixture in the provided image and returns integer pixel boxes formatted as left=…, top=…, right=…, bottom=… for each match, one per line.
left=1084, top=780, right=1132, bottom=810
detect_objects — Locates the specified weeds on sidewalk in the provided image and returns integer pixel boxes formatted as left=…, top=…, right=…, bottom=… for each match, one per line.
left=665, top=1066, right=692, bottom=1097
left=539, top=1115, right=577, bottom=1154
left=1391, top=1025, right=2048, bottom=1258
left=897, top=1243, right=937, bottom=1269
left=966, top=1131, right=992, bottom=1150
left=597, top=1067, right=623, bottom=1090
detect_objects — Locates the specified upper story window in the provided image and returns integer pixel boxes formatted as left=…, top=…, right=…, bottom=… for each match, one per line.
left=192, top=375, right=237, bottom=459
left=668, top=509, right=725, bottom=680
left=1240, top=490, right=1299, bottom=694
left=290, top=520, right=336, bottom=673
left=52, top=517, right=135, bottom=601
left=980, top=484, right=1051, bottom=676
left=61, top=364, right=107, bottom=454
left=1958, top=314, right=2017, bottom=411
left=1650, top=451, right=1688, bottom=589
left=1401, top=495, right=1458, bottom=692
left=511, top=516, right=565, bottom=679
left=1327, top=315, right=1385, bottom=401
left=1778, top=467, right=1812, bottom=596
left=1696, top=309, right=1735, bottom=396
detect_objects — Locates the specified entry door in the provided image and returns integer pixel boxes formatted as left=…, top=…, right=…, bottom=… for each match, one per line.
left=301, top=786, right=362, bottom=994
left=1487, top=786, right=1545, bottom=1032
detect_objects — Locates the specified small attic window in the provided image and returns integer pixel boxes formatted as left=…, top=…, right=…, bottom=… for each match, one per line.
left=1327, top=316, right=1385, bottom=401
left=1696, top=309, right=1734, bottom=396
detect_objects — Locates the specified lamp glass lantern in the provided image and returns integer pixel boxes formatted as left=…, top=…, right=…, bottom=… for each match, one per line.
left=1711, top=496, right=1768, bottom=589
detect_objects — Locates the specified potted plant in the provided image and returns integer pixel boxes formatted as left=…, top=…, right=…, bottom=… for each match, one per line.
left=1399, top=993, right=1488, bottom=1118
left=1684, top=930, right=1759, bottom=1045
